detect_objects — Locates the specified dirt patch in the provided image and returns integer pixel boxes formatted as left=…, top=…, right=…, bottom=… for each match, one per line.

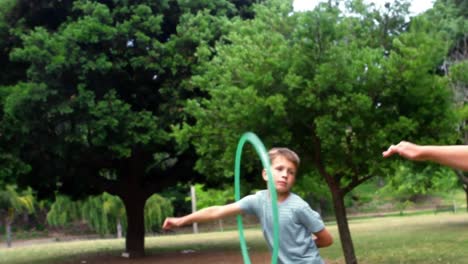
left=60, top=251, right=339, bottom=264
left=61, top=250, right=271, bottom=264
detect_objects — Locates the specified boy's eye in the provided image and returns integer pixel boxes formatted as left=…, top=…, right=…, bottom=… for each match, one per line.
left=273, top=166, right=295, bottom=175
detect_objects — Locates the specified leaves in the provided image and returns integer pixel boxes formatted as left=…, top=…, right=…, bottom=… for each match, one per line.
left=48, top=192, right=173, bottom=235
left=381, top=164, right=458, bottom=199
left=0, top=0, right=259, bottom=200
left=181, top=0, right=457, bottom=196
left=0, top=185, right=35, bottom=223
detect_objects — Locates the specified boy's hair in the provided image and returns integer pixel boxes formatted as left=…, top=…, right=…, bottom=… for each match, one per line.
left=268, top=148, right=300, bottom=168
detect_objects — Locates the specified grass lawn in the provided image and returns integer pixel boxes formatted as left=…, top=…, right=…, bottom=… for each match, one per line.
left=321, top=212, right=468, bottom=263
left=0, top=212, right=466, bottom=264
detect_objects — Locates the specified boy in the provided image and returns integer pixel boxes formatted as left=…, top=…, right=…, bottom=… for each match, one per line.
left=162, top=147, right=333, bottom=264
left=383, top=141, right=468, bottom=171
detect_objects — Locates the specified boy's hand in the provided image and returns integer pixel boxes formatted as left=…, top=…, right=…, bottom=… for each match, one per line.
left=382, top=141, right=424, bottom=160
left=162, top=217, right=184, bottom=230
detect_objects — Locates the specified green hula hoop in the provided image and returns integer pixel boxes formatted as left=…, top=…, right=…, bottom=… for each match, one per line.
left=235, top=132, right=279, bottom=264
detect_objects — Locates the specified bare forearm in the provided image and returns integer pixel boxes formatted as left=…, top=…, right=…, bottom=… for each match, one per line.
left=313, top=228, right=333, bottom=248
left=163, top=203, right=242, bottom=230
left=314, top=237, right=332, bottom=248
left=421, top=145, right=468, bottom=171
left=384, top=142, right=468, bottom=171
left=179, top=206, right=224, bottom=226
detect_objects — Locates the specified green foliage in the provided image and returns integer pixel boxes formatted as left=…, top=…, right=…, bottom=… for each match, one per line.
left=427, top=0, right=468, bottom=195
left=0, top=183, right=35, bottom=247
left=46, top=195, right=82, bottom=227
left=144, top=193, right=173, bottom=233
left=0, top=185, right=34, bottom=216
left=0, top=0, right=258, bottom=200
left=429, top=0, right=467, bottom=40
left=189, top=183, right=233, bottom=209
left=294, top=172, right=329, bottom=198
left=80, top=193, right=125, bottom=236
left=178, top=0, right=456, bottom=191
left=160, top=183, right=192, bottom=216
left=450, top=60, right=468, bottom=85
left=47, top=192, right=173, bottom=235
left=175, top=1, right=295, bottom=179
left=395, top=200, right=413, bottom=215
left=0, top=152, right=31, bottom=186
left=380, top=164, right=458, bottom=200
left=177, top=2, right=457, bottom=261
left=0, top=0, right=268, bottom=254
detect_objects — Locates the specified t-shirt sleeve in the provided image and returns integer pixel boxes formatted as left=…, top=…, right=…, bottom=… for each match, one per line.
left=295, top=205, right=325, bottom=234
left=236, top=194, right=258, bottom=215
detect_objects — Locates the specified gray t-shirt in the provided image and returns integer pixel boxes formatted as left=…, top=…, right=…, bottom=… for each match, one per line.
left=237, top=190, right=325, bottom=264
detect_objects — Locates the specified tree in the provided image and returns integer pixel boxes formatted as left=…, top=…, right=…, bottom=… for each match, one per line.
left=176, top=1, right=456, bottom=263
left=451, top=61, right=468, bottom=209
left=0, top=185, right=34, bottom=247
left=144, top=193, right=173, bottom=234
left=0, top=0, right=260, bottom=257
left=47, top=195, right=82, bottom=228
left=426, top=0, right=468, bottom=209
left=80, top=193, right=126, bottom=237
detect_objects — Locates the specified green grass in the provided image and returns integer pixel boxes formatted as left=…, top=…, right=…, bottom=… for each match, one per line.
left=0, top=238, right=126, bottom=264
left=321, top=213, right=468, bottom=264
left=1, top=213, right=467, bottom=264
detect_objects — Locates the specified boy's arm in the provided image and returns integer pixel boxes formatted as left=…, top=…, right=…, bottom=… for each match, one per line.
left=313, top=228, right=333, bottom=248
left=163, top=202, right=242, bottom=230
left=383, top=141, right=468, bottom=171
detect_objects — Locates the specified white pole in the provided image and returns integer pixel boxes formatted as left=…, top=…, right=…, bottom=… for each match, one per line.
left=190, top=185, right=198, bottom=234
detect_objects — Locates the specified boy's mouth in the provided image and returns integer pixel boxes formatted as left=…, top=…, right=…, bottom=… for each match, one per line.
left=277, top=181, right=287, bottom=187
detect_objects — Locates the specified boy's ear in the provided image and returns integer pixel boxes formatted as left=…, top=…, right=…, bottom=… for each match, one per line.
left=262, top=169, right=268, bottom=181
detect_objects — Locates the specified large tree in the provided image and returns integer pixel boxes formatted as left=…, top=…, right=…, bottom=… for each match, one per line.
left=176, top=0, right=457, bottom=263
left=425, top=0, right=468, bottom=208
left=0, top=0, right=260, bottom=257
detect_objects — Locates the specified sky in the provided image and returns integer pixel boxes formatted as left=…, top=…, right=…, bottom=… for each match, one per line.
left=293, top=0, right=435, bottom=15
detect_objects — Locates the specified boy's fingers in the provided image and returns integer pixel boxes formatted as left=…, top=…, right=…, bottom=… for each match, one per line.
left=162, top=219, right=171, bottom=229
left=382, top=145, right=396, bottom=157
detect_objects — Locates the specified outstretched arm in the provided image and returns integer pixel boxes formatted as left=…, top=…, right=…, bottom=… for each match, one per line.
left=162, top=203, right=242, bottom=230
left=383, top=141, right=468, bottom=171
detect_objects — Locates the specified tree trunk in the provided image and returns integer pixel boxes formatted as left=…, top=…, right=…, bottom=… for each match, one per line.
left=23, top=212, right=29, bottom=225
left=117, top=218, right=122, bottom=239
left=122, top=194, right=146, bottom=258
left=218, top=219, right=224, bottom=232
left=331, top=188, right=357, bottom=264
left=6, top=222, right=12, bottom=248
left=454, top=170, right=468, bottom=212
left=465, top=185, right=468, bottom=212
left=190, top=185, right=198, bottom=234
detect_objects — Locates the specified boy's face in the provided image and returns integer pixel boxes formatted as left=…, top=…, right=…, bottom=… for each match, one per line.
left=262, top=155, right=297, bottom=195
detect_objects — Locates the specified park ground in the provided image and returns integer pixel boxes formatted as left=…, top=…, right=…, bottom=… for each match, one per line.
left=1, top=212, right=467, bottom=264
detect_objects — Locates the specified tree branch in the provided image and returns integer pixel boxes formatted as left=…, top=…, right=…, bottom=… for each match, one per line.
left=454, top=169, right=468, bottom=186
left=310, top=127, right=338, bottom=189
left=342, top=174, right=373, bottom=195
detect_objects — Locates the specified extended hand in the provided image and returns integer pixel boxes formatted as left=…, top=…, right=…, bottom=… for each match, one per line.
left=162, top=217, right=184, bottom=230
left=382, top=141, right=424, bottom=160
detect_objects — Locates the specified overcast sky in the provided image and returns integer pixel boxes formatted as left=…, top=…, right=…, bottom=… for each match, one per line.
left=293, top=0, right=435, bottom=15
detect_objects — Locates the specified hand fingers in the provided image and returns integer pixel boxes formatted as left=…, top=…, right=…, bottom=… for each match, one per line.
left=382, top=145, right=397, bottom=158
left=162, top=219, right=171, bottom=230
